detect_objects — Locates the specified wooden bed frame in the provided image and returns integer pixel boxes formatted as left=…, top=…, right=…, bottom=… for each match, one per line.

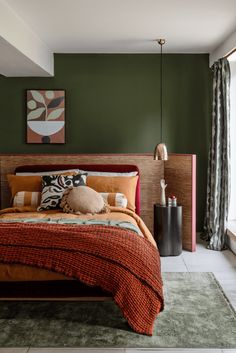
left=0, top=153, right=196, bottom=300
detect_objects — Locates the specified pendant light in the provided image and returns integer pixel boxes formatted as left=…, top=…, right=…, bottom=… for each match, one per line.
left=154, top=39, right=168, bottom=161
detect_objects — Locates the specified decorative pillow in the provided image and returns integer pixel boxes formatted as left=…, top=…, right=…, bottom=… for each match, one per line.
left=13, top=191, right=41, bottom=207
left=38, top=174, right=86, bottom=211
left=7, top=175, right=42, bottom=199
left=60, top=186, right=109, bottom=215
left=100, top=193, right=128, bottom=208
left=86, top=176, right=138, bottom=211
left=77, top=169, right=138, bottom=177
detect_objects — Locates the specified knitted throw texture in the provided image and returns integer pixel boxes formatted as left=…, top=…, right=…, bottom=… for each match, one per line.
left=0, top=222, right=164, bottom=335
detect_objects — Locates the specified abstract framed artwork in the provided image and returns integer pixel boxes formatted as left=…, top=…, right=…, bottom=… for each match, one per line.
left=26, top=89, right=65, bottom=144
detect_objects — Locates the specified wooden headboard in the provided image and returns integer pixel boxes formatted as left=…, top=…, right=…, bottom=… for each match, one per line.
left=0, top=153, right=196, bottom=251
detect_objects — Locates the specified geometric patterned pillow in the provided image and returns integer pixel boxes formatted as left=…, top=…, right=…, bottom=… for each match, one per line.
left=37, top=174, right=86, bottom=211
left=13, top=191, right=41, bottom=207
left=100, top=192, right=128, bottom=208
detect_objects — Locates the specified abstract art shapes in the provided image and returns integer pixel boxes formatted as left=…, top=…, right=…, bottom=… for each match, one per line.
left=26, top=89, right=65, bottom=144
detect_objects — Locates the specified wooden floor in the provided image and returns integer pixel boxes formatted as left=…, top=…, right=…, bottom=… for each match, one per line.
left=1, top=237, right=236, bottom=353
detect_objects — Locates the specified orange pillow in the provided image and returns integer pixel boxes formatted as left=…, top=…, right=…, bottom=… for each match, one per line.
left=7, top=175, right=42, bottom=198
left=7, top=172, right=76, bottom=199
left=86, top=176, right=138, bottom=211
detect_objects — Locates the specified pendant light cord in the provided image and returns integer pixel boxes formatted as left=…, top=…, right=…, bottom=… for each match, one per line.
left=160, top=42, right=163, bottom=142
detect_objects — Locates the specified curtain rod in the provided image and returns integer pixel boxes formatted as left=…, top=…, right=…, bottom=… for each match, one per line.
left=224, top=47, right=236, bottom=59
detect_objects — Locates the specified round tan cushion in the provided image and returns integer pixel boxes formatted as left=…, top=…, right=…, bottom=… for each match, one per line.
left=60, top=186, right=109, bottom=214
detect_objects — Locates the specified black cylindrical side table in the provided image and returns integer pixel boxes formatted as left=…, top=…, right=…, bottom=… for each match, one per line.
left=154, top=204, right=182, bottom=256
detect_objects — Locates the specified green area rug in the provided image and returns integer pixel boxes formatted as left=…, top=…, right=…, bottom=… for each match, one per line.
left=0, top=272, right=236, bottom=348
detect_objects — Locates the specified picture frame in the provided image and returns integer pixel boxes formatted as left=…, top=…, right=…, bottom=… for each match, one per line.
left=26, top=89, right=66, bottom=144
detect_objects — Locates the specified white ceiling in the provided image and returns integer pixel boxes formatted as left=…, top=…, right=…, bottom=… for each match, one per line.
left=5, top=0, right=236, bottom=53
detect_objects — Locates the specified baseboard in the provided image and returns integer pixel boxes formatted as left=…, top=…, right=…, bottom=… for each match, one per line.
left=226, top=228, right=236, bottom=255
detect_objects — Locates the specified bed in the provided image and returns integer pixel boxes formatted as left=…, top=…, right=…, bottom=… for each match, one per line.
left=0, top=163, right=164, bottom=335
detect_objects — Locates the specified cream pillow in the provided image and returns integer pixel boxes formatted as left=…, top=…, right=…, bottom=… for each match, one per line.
left=100, top=192, right=128, bottom=208
left=13, top=191, right=41, bottom=207
left=77, top=169, right=138, bottom=177
left=60, top=186, right=109, bottom=215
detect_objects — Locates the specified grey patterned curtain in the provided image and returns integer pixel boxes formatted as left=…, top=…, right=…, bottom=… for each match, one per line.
left=202, top=58, right=231, bottom=251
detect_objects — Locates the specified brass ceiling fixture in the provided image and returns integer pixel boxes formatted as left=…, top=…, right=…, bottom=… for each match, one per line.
left=154, top=39, right=168, bottom=161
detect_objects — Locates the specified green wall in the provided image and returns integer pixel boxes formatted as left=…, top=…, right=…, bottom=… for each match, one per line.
left=0, top=54, right=212, bottom=230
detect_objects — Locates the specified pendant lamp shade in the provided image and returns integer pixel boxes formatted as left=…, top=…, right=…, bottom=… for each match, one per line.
left=154, top=142, right=168, bottom=160
left=154, top=39, right=168, bottom=161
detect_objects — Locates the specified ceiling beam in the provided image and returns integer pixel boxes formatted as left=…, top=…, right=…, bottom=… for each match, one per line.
left=0, top=0, right=54, bottom=76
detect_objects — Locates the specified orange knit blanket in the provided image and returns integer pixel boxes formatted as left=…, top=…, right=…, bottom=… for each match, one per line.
left=0, top=222, right=164, bottom=335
